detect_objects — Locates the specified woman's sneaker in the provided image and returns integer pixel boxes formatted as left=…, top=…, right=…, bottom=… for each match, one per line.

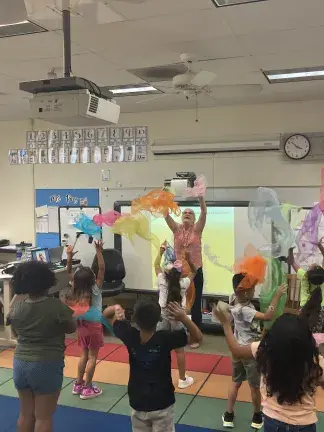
left=72, top=381, right=84, bottom=395
left=251, top=412, right=263, bottom=430
left=222, top=411, right=234, bottom=428
left=80, top=383, right=103, bottom=400
left=178, top=375, right=194, bottom=389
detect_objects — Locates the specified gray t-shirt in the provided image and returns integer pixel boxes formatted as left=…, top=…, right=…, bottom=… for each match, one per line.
left=229, top=294, right=261, bottom=346
left=10, top=297, right=74, bottom=361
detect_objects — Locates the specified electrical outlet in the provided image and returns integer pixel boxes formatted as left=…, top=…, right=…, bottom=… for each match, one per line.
left=101, top=170, right=110, bottom=181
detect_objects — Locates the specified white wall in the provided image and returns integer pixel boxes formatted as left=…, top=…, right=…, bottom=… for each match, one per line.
left=1, top=99, right=324, bottom=243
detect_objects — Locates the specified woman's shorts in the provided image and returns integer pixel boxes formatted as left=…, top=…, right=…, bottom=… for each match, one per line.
left=157, top=318, right=185, bottom=332
left=13, top=358, right=64, bottom=394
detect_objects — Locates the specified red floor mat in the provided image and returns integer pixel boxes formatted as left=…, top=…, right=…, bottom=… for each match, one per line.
left=171, top=352, right=220, bottom=373
left=65, top=338, right=77, bottom=347
left=65, top=342, right=121, bottom=360
left=105, top=345, right=129, bottom=363
left=212, top=356, right=232, bottom=376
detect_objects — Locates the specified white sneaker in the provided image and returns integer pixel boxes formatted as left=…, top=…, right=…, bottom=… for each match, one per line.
left=178, top=375, right=194, bottom=389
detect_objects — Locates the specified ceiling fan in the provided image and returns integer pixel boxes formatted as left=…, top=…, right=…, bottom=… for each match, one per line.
left=136, top=53, right=262, bottom=104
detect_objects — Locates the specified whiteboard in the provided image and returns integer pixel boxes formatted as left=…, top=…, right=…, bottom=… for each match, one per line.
left=114, top=203, right=271, bottom=296
left=59, top=207, right=101, bottom=267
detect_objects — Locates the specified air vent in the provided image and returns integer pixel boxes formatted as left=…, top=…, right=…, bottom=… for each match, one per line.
left=128, top=64, right=188, bottom=82
left=0, top=20, right=47, bottom=38
left=88, top=95, right=99, bottom=114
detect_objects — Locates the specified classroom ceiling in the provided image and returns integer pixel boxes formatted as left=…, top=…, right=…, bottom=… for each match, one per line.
left=0, top=0, right=324, bottom=120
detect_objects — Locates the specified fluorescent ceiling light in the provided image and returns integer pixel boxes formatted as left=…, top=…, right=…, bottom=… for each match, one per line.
left=0, top=20, right=47, bottom=38
left=211, top=0, right=267, bottom=7
left=104, top=85, right=162, bottom=97
left=0, top=20, right=29, bottom=28
left=263, top=67, right=324, bottom=83
left=111, top=86, right=157, bottom=94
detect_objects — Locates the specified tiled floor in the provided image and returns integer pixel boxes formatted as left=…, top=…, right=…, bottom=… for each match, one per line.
left=1, top=338, right=324, bottom=432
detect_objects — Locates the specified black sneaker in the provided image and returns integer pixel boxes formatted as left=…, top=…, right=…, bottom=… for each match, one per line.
left=222, top=411, right=234, bottom=428
left=251, top=412, right=263, bottom=430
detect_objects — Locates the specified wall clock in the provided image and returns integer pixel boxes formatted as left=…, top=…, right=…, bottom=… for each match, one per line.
left=284, top=134, right=311, bottom=160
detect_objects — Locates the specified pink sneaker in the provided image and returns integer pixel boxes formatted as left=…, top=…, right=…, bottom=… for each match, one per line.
left=72, top=381, right=84, bottom=395
left=80, top=384, right=102, bottom=400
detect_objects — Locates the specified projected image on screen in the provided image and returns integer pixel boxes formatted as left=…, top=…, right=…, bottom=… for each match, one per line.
left=118, top=204, right=269, bottom=296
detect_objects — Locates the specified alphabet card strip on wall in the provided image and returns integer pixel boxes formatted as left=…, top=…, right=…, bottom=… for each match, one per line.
left=9, top=126, right=148, bottom=165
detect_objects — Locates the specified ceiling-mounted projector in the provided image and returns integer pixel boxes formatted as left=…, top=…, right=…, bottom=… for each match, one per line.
left=19, top=77, right=120, bottom=127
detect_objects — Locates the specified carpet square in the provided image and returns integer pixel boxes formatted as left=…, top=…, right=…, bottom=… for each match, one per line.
left=0, top=350, right=14, bottom=369
left=59, top=382, right=127, bottom=412
left=65, top=342, right=121, bottom=360
left=212, top=356, right=232, bottom=376
left=93, top=361, right=130, bottom=385
left=0, top=368, right=13, bottom=385
left=171, top=352, right=220, bottom=374
left=180, top=397, right=257, bottom=431
left=0, top=395, right=19, bottom=431
left=173, top=370, right=209, bottom=395
left=105, top=345, right=129, bottom=363
left=198, top=375, right=251, bottom=402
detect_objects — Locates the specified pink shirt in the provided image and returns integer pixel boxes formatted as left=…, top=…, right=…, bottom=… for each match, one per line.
left=174, top=224, right=202, bottom=268
left=251, top=342, right=324, bottom=425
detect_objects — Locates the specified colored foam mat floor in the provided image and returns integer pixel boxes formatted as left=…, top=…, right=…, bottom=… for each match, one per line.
left=1, top=339, right=324, bottom=431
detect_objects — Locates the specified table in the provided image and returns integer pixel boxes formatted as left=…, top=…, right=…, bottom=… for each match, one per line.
left=0, top=266, right=72, bottom=347
left=0, top=246, right=17, bottom=264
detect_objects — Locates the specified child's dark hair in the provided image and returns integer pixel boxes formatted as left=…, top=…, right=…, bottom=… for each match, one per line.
left=12, top=261, right=56, bottom=296
left=232, top=273, right=246, bottom=292
left=133, top=298, right=161, bottom=331
left=256, top=314, right=322, bottom=405
left=73, top=266, right=95, bottom=305
left=300, top=266, right=324, bottom=331
left=165, top=268, right=182, bottom=305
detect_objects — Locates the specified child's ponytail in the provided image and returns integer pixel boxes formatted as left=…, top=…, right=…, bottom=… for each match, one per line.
left=164, top=268, right=182, bottom=305
left=300, top=286, right=322, bottom=330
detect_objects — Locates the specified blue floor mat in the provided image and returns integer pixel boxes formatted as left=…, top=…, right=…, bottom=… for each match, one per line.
left=1, top=395, right=221, bottom=432
left=0, top=395, right=19, bottom=432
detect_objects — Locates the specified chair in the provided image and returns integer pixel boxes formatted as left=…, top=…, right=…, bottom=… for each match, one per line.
left=284, top=274, right=301, bottom=315
left=92, top=248, right=125, bottom=298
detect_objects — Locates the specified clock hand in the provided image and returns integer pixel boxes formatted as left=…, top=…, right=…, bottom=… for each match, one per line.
left=294, top=144, right=302, bottom=149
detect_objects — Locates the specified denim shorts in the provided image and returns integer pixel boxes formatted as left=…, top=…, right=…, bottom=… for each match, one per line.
left=13, top=358, right=64, bottom=394
left=264, top=415, right=316, bottom=432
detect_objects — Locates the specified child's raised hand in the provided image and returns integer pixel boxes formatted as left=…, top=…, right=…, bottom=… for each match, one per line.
left=114, top=305, right=125, bottom=321
left=66, top=245, right=77, bottom=258
left=160, top=241, right=167, bottom=255
left=277, top=283, right=287, bottom=297
left=212, top=305, right=231, bottom=325
left=94, top=240, right=104, bottom=252
left=167, top=302, right=186, bottom=322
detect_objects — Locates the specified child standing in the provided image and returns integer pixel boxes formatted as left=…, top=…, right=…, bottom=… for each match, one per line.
left=216, top=309, right=324, bottom=432
left=222, top=273, right=286, bottom=430
left=66, top=240, right=105, bottom=400
left=107, top=298, right=202, bottom=432
left=8, top=261, right=76, bottom=432
left=154, top=244, right=197, bottom=389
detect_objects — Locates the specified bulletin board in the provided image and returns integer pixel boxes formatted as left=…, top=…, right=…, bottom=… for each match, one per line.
left=35, top=188, right=100, bottom=250
left=58, top=206, right=101, bottom=267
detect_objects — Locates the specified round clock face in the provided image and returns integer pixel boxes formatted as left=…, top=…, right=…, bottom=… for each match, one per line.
left=284, top=134, right=310, bottom=160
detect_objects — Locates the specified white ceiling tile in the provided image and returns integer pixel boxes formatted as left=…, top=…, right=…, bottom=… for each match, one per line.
left=251, top=51, right=324, bottom=71
left=0, top=31, right=87, bottom=62
left=240, top=26, right=324, bottom=56
left=106, top=0, right=213, bottom=20
left=222, top=0, right=324, bottom=35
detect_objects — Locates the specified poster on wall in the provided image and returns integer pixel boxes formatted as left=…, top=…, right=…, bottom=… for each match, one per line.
left=10, top=126, right=148, bottom=165
left=35, top=188, right=100, bottom=249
